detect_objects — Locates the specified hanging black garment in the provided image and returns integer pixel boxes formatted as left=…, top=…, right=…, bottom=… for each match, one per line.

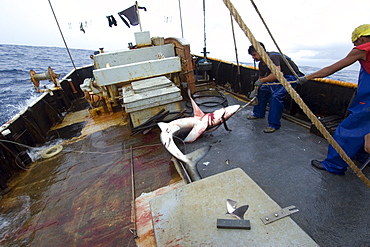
left=106, top=15, right=112, bottom=27
left=118, top=14, right=130, bottom=28
left=111, top=15, right=117, bottom=26
left=80, top=22, right=85, bottom=33
left=106, top=15, right=117, bottom=27
left=118, top=5, right=139, bottom=26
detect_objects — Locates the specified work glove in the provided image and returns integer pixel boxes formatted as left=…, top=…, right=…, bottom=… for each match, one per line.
left=249, top=89, right=258, bottom=99
left=254, top=79, right=263, bottom=87
left=297, top=76, right=309, bottom=85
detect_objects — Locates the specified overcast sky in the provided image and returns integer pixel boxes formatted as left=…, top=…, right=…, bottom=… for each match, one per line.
left=1, top=0, right=369, bottom=71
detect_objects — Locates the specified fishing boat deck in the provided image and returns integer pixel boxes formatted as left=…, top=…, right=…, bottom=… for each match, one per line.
left=0, top=92, right=369, bottom=246
left=0, top=100, right=181, bottom=246
left=190, top=93, right=370, bottom=247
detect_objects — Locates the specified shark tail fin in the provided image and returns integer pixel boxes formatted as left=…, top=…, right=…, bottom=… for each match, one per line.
left=183, top=145, right=212, bottom=181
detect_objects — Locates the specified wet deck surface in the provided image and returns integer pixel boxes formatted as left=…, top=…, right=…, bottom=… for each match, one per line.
left=0, top=92, right=369, bottom=246
left=0, top=110, right=179, bottom=246
left=189, top=94, right=370, bottom=247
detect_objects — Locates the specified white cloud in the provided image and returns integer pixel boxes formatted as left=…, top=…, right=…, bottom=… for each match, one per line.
left=0, top=0, right=368, bottom=72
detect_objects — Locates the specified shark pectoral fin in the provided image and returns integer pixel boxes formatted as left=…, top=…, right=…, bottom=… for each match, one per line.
left=184, top=145, right=212, bottom=181
left=231, top=205, right=249, bottom=220
left=183, top=121, right=208, bottom=142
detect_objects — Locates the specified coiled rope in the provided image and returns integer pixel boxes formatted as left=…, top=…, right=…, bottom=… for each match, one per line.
left=222, top=0, right=370, bottom=187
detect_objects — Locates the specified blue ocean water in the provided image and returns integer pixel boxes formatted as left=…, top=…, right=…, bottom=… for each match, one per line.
left=241, top=63, right=359, bottom=84
left=0, top=44, right=94, bottom=126
left=0, top=44, right=360, bottom=126
left=299, top=65, right=359, bottom=84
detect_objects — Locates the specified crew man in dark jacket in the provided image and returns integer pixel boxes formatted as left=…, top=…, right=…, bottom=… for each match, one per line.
left=247, top=42, right=303, bottom=133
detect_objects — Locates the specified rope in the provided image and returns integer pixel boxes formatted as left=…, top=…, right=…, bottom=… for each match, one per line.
left=48, top=0, right=77, bottom=70
left=222, top=0, right=370, bottom=187
left=249, top=0, right=299, bottom=78
left=129, top=146, right=139, bottom=239
left=178, top=0, right=184, bottom=38
left=230, top=13, right=241, bottom=90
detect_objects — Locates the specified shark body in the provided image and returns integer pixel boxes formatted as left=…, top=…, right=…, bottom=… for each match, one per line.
left=157, top=91, right=241, bottom=181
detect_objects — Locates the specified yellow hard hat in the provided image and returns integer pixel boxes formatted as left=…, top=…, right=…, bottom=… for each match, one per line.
left=352, top=24, right=370, bottom=42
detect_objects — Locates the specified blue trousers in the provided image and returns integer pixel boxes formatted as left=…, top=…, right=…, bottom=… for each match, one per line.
left=252, top=75, right=297, bottom=129
left=322, top=67, right=370, bottom=174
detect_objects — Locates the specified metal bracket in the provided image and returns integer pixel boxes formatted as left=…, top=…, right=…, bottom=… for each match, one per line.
left=260, top=205, right=299, bottom=225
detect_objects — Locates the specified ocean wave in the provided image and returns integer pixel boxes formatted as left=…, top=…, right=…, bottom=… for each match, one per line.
left=0, top=44, right=93, bottom=125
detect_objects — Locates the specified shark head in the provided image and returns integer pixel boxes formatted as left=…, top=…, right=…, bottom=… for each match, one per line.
left=157, top=122, right=168, bottom=133
left=223, top=105, right=241, bottom=119
left=157, top=122, right=181, bottom=148
left=158, top=122, right=180, bottom=135
left=158, top=122, right=172, bottom=148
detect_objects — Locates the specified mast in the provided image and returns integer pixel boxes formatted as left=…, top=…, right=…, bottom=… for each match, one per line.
left=136, top=1, right=142, bottom=32
left=202, top=0, right=208, bottom=59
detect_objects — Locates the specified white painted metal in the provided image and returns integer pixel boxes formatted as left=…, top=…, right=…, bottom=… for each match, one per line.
left=93, top=57, right=181, bottom=86
left=94, top=44, right=175, bottom=69
left=122, top=85, right=182, bottom=113
left=128, top=102, right=181, bottom=127
left=131, top=76, right=172, bottom=93
left=135, top=31, right=151, bottom=47
left=121, top=76, right=183, bottom=126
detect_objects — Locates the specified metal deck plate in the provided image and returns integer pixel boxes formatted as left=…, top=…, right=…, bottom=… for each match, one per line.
left=149, top=168, right=318, bottom=246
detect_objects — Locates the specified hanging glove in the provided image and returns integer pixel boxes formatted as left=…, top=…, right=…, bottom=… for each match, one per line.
left=297, top=76, right=309, bottom=85
left=254, top=79, right=263, bottom=87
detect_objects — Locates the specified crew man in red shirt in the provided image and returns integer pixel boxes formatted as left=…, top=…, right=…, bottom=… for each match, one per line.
left=299, top=24, right=370, bottom=175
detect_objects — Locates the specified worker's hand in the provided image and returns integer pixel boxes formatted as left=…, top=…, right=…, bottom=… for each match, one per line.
left=365, top=133, right=370, bottom=153
left=297, top=76, right=309, bottom=85
left=254, top=79, right=263, bottom=87
left=249, top=89, right=258, bottom=99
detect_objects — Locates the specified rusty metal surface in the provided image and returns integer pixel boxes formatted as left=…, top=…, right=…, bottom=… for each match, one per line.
left=0, top=110, right=180, bottom=246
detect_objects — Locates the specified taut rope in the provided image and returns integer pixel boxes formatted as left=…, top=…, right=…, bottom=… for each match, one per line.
left=222, top=0, right=370, bottom=187
left=48, top=0, right=77, bottom=70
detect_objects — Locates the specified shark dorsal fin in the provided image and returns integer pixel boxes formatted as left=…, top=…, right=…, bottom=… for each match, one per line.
left=188, top=89, right=205, bottom=118
left=226, top=199, right=249, bottom=220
